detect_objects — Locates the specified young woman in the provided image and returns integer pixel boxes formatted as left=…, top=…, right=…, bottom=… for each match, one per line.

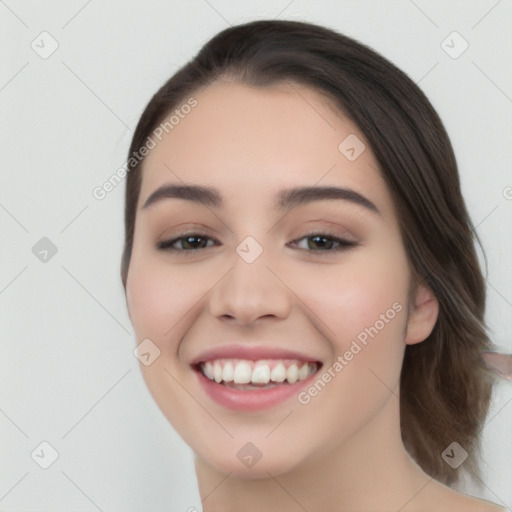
left=121, top=20, right=504, bottom=511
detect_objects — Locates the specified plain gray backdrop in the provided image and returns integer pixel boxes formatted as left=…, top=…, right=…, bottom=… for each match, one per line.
left=1, top=0, right=511, bottom=510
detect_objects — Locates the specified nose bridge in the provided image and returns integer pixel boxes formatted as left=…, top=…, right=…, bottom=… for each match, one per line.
left=208, top=237, right=291, bottom=325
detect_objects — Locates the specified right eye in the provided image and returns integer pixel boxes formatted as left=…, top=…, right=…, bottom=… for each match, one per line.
left=156, top=232, right=219, bottom=253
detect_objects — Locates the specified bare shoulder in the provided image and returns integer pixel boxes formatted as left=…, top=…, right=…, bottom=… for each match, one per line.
left=447, top=495, right=507, bottom=512
left=457, top=497, right=507, bottom=512
left=420, top=479, right=506, bottom=512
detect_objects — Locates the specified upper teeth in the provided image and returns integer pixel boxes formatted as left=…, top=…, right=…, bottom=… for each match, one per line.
left=200, top=359, right=318, bottom=385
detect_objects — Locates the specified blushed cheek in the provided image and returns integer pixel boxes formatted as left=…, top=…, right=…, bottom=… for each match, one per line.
left=127, top=263, right=194, bottom=355
left=127, top=263, right=195, bottom=395
left=293, top=254, right=410, bottom=404
left=300, top=261, right=407, bottom=347
left=333, top=255, right=409, bottom=385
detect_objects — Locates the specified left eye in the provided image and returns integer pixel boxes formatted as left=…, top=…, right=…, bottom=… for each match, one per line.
left=289, top=233, right=357, bottom=252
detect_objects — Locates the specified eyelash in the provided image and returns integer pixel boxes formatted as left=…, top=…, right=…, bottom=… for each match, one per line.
left=156, top=230, right=358, bottom=257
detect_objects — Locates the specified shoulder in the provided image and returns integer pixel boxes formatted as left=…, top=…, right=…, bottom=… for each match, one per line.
left=420, top=480, right=506, bottom=512
left=457, top=499, right=507, bottom=512
left=449, top=498, right=507, bottom=512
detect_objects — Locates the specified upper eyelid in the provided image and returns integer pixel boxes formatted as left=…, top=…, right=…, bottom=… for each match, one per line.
left=158, top=220, right=356, bottom=240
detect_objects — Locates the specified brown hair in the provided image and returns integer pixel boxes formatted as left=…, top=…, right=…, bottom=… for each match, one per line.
left=121, top=19, right=494, bottom=486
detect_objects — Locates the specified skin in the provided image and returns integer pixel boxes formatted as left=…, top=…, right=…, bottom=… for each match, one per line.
left=125, top=80, right=504, bottom=511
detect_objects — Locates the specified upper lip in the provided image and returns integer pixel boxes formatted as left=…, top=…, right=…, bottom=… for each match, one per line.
left=189, top=344, right=322, bottom=366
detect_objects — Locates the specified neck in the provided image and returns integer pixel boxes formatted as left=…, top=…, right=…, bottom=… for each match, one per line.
left=194, top=398, right=431, bottom=512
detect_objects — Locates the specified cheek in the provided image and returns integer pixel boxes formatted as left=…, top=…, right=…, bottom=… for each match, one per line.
left=125, top=254, right=209, bottom=435
left=289, top=250, right=409, bottom=448
left=126, top=254, right=203, bottom=348
left=295, top=248, right=409, bottom=349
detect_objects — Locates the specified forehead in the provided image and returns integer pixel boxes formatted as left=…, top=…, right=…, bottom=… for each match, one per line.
left=138, top=80, right=391, bottom=216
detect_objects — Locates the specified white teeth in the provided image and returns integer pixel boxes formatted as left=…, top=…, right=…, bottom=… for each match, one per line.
left=233, top=361, right=252, bottom=384
left=204, top=361, right=214, bottom=380
left=270, top=363, right=286, bottom=383
left=251, top=364, right=271, bottom=384
left=298, top=363, right=309, bottom=380
left=199, top=359, right=318, bottom=386
left=286, top=364, right=299, bottom=384
left=223, top=361, right=234, bottom=382
left=213, top=362, right=223, bottom=383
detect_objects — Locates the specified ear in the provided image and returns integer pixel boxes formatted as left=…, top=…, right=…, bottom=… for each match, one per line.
left=405, top=282, right=439, bottom=345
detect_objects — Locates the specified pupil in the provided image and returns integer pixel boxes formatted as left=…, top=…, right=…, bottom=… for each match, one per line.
left=311, top=236, right=330, bottom=249
left=186, top=236, right=204, bottom=248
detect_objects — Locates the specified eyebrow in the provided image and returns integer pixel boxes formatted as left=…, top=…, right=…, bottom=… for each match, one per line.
left=141, top=184, right=380, bottom=215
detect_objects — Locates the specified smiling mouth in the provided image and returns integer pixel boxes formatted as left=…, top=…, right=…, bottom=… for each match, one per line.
left=192, top=358, right=322, bottom=390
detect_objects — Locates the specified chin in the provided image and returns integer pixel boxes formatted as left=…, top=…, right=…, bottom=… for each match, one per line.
left=197, top=449, right=305, bottom=479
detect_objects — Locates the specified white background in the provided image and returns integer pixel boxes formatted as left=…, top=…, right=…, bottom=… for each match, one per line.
left=1, top=0, right=511, bottom=510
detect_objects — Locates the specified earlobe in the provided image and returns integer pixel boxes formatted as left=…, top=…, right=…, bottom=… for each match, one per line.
left=405, top=282, right=439, bottom=345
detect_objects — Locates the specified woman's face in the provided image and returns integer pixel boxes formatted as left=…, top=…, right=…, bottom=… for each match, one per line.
left=125, top=80, right=425, bottom=477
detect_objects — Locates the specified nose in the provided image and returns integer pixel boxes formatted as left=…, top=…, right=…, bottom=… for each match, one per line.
left=208, top=246, right=292, bottom=326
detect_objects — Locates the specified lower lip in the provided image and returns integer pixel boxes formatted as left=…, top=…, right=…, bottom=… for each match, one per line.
left=194, top=367, right=319, bottom=411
